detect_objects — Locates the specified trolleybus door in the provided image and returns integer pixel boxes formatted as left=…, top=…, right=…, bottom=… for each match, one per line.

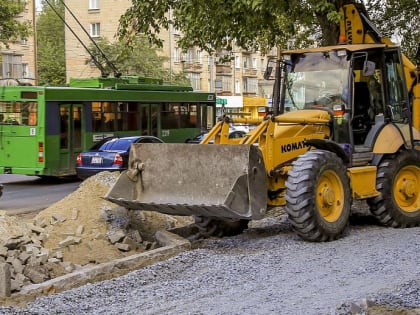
left=59, top=104, right=83, bottom=175
left=140, top=104, right=160, bottom=137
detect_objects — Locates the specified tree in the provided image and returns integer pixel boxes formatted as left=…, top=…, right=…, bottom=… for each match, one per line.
left=87, top=36, right=190, bottom=85
left=117, top=0, right=345, bottom=55
left=36, top=0, right=66, bottom=85
left=365, top=0, right=420, bottom=63
left=0, top=0, right=31, bottom=47
left=118, top=0, right=418, bottom=61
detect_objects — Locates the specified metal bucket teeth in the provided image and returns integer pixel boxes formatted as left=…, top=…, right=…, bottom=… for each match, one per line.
left=104, top=143, right=267, bottom=220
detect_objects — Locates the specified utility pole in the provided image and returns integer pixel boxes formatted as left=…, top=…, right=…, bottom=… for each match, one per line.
left=209, top=55, right=214, bottom=92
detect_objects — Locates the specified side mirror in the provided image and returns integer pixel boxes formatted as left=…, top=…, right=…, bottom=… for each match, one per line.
left=363, top=60, right=375, bottom=76
left=264, top=58, right=276, bottom=80
left=263, top=66, right=273, bottom=80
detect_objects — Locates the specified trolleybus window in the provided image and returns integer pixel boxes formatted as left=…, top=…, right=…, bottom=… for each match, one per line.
left=161, top=103, right=198, bottom=129
left=0, top=101, right=37, bottom=125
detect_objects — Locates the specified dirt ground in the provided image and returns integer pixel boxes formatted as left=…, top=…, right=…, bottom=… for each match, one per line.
left=1, top=172, right=419, bottom=313
left=33, top=171, right=192, bottom=266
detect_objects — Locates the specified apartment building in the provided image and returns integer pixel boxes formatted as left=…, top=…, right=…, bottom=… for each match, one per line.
left=0, top=0, right=37, bottom=85
left=64, top=0, right=274, bottom=116
left=4, top=1, right=273, bottom=116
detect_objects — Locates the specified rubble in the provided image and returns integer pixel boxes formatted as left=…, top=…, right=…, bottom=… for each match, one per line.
left=0, top=171, right=193, bottom=294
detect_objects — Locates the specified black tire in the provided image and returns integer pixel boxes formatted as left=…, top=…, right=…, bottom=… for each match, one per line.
left=192, top=216, right=249, bottom=239
left=367, top=150, right=420, bottom=227
left=285, top=150, right=351, bottom=241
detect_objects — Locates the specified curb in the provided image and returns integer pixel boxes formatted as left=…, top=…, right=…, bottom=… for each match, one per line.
left=15, top=230, right=191, bottom=297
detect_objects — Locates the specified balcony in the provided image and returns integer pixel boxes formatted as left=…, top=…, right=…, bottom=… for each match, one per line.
left=215, top=64, right=232, bottom=74
left=242, top=68, right=258, bottom=77
left=242, top=91, right=258, bottom=97
left=181, top=62, right=203, bottom=72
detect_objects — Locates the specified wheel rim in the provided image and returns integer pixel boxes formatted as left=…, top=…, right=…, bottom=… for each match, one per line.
left=316, top=170, right=344, bottom=222
left=393, top=165, right=420, bottom=212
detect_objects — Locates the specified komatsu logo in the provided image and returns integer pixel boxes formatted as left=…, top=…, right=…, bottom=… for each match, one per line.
left=346, top=20, right=353, bottom=43
left=281, top=140, right=308, bottom=153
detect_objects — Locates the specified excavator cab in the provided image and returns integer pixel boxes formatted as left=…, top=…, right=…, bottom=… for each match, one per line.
left=280, top=44, right=415, bottom=160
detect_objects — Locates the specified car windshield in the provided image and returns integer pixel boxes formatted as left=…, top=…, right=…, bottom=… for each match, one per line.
left=283, top=50, right=350, bottom=111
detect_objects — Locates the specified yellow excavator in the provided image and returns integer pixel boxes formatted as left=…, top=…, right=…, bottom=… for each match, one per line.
left=105, top=1, right=420, bottom=241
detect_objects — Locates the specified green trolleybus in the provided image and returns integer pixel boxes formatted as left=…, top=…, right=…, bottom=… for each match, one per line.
left=0, top=77, right=216, bottom=177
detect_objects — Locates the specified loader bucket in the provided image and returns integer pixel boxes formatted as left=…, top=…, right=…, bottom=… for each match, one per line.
left=104, top=143, right=267, bottom=220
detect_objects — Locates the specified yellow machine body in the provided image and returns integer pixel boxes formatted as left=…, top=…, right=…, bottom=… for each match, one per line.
left=105, top=1, right=419, bottom=240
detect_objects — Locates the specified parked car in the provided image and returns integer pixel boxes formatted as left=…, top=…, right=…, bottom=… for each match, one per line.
left=185, top=131, right=208, bottom=144
left=186, top=130, right=247, bottom=144
left=76, top=136, right=164, bottom=179
left=228, top=130, right=248, bottom=139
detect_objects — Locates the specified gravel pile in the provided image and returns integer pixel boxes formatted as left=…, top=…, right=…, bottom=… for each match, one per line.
left=0, top=212, right=419, bottom=314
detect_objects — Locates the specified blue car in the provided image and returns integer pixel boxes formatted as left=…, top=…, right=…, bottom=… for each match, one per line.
left=76, top=136, right=164, bottom=179
left=186, top=130, right=246, bottom=144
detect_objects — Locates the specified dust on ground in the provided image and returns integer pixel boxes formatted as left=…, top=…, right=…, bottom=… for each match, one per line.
left=2, top=173, right=419, bottom=313
left=34, top=171, right=192, bottom=266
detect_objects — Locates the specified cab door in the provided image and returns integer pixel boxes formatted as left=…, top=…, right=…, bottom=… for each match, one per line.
left=383, top=48, right=413, bottom=146
left=59, top=104, right=83, bottom=175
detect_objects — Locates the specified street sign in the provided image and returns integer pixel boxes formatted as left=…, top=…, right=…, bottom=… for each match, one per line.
left=216, top=98, right=227, bottom=105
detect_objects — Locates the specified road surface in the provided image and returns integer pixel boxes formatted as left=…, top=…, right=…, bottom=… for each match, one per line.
left=0, top=174, right=81, bottom=215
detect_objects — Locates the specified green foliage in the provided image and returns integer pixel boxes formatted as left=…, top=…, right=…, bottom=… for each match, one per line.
left=36, top=0, right=66, bottom=85
left=118, top=0, right=418, bottom=60
left=365, top=0, right=420, bottom=63
left=87, top=37, right=190, bottom=85
left=0, top=0, right=31, bottom=47
left=118, top=0, right=292, bottom=54
left=117, top=0, right=344, bottom=54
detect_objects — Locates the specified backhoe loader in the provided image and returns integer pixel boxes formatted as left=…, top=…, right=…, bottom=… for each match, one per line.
left=105, top=1, right=420, bottom=241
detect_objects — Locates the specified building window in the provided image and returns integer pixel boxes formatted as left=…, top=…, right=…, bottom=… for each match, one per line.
left=188, top=73, right=201, bottom=90
left=244, top=78, right=257, bottom=93
left=1, top=53, right=23, bottom=79
left=174, top=47, right=180, bottom=62
left=235, top=55, right=240, bottom=69
left=250, top=78, right=258, bottom=93
left=22, top=63, right=28, bottom=77
left=243, top=56, right=250, bottom=69
left=252, top=57, right=257, bottom=69
left=89, top=0, right=99, bottom=10
left=172, top=26, right=180, bottom=35
left=186, top=49, right=194, bottom=63
left=207, top=55, right=214, bottom=68
left=216, top=76, right=231, bottom=92
left=197, top=50, right=202, bottom=64
left=235, top=79, right=241, bottom=94
left=90, top=23, right=100, bottom=37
